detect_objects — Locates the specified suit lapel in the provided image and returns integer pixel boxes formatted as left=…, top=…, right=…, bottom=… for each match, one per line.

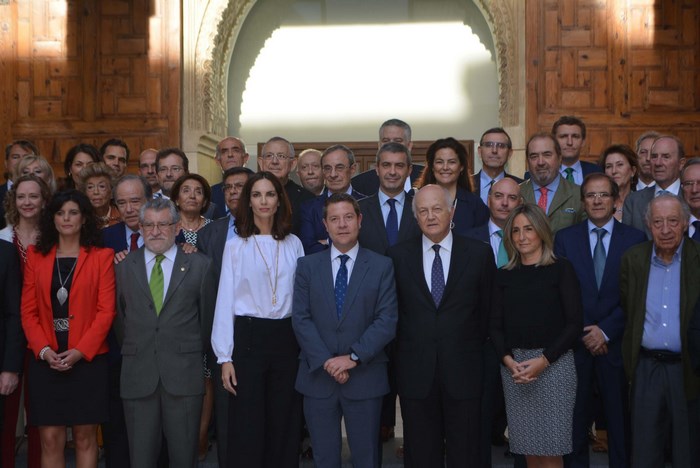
left=338, top=248, right=369, bottom=325
left=574, top=223, right=598, bottom=292
left=405, top=238, right=435, bottom=308
left=441, top=236, right=470, bottom=306
left=365, top=196, right=388, bottom=251
left=162, top=248, right=188, bottom=311
left=602, top=222, right=625, bottom=287
left=318, top=253, right=336, bottom=320
left=130, top=249, right=152, bottom=302
left=398, top=193, right=417, bottom=243
left=548, top=177, right=573, bottom=215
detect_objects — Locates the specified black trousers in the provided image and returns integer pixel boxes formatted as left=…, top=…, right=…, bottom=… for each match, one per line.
left=226, top=317, right=302, bottom=468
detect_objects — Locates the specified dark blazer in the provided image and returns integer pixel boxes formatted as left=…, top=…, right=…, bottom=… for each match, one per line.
left=102, top=222, right=130, bottom=253
left=621, top=239, right=700, bottom=399
left=0, top=182, right=8, bottom=229
left=463, top=223, right=490, bottom=244
left=210, top=182, right=227, bottom=219
left=21, top=246, right=116, bottom=360
left=621, top=186, right=684, bottom=239
left=689, top=299, right=700, bottom=375
left=451, top=187, right=490, bottom=237
left=299, top=189, right=366, bottom=254
left=524, top=160, right=602, bottom=181
left=387, top=234, right=495, bottom=400
left=0, top=240, right=24, bottom=375
left=521, top=175, right=586, bottom=233
left=285, top=179, right=315, bottom=235
left=292, top=247, right=398, bottom=399
left=471, top=171, right=524, bottom=199
left=357, top=192, right=420, bottom=255
left=352, top=164, right=424, bottom=197
left=554, top=220, right=647, bottom=364
left=195, top=216, right=230, bottom=279
left=116, top=247, right=216, bottom=399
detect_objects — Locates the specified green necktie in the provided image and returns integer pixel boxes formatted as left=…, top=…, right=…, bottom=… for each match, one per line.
left=495, top=230, right=508, bottom=268
left=564, top=167, right=575, bottom=183
left=149, top=254, right=165, bottom=315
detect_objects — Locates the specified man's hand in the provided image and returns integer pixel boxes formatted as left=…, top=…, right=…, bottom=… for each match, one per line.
left=181, top=243, right=197, bottom=254
left=0, top=372, right=19, bottom=395
left=582, top=325, right=608, bottom=355
left=113, top=249, right=129, bottom=264
left=323, top=355, right=357, bottom=379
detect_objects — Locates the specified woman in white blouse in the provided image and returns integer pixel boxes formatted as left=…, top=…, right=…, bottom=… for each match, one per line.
left=211, top=171, right=304, bottom=468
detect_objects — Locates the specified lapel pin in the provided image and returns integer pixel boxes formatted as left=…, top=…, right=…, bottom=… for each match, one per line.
left=180, top=267, right=185, bottom=271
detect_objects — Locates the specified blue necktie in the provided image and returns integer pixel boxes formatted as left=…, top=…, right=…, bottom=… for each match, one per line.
left=431, top=245, right=445, bottom=307
left=334, top=255, right=349, bottom=319
left=386, top=198, right=399, bottom=247
left=693, top=221, right=700, bottom=242
left=656, top=189, right=670, bottom=196
left=593, top=228, right=607, bottom=289
left=495, top=230, right=508, bottom=268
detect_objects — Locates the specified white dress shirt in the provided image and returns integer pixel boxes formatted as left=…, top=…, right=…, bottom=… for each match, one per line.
left=654, top=178, right=681, bottom=196
left=422, top=231, right=453, bottom=292
left=378, top=189, right=406, bottom=227
left=636, top=179, right=655, bottom=191
left=211, top=234, right=304, bottom=363
left=144, top=243, right=177, bottom=291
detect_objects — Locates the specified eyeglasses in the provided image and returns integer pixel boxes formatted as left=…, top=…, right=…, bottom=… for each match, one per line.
left=481, top=141, right=509, bottom=150
left=583, top=192, right=612, bottom=200
left=322, top=164, right=349, bottom=174
left=141, top=222, right=176, bottom=231
left=260, top=153, right=291, bottom=161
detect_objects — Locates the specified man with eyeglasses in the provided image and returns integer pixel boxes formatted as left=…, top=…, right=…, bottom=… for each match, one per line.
left=115, top=198, right=216, bottom=467
left=154, top=147, right=189, bottom=199
left=299, top=144, right=366, bottom=254
left=681, top=158, right=700, bottom=241
left=473, top=127, right=523, bottom=204
left=620, top=194, right=700, bottom=468
left=257, top=136, right=314, bottom=234
left=623, top=135, right=686, bottom=238
left=138, top=148, right=161, bottom=196
left=210, top=137, right=249, bottom=219
left=554, top=173, right=646, bottom=468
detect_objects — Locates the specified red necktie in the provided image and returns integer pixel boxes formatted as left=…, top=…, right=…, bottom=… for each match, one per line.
left=537, top=187, right=548, bottom=213
left=130, top=232, right=140, bottom=252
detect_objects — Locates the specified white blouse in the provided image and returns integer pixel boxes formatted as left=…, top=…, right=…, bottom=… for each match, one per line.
left=211, top=234, right=304, bottom=363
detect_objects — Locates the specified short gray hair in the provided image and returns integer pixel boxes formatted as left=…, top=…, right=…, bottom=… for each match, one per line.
left=139, top=198, right=180, bottom=224
left=412, top=185, right=453, bottom=219
left=322, top=144, right=355, bottom=166
left=113, top=174, right=152, bottom=200
left=379, top=119, right=412, bottom=142
left=262, top=136, right=295, bottom=159
left=644, top=193, right=690, bottom=226
left=376, top=142, right=412, bottom=166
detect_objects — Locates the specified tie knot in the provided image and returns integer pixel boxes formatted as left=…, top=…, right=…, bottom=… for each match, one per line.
left=539, top=187, right=548, bottom=196
left=387, top=198, right=397, bottom=207
left=593, top=227, right=606, bottom=239
left=432, top=244, right=441, bottom=254
left=495, top=229, right=503, bottom=238
left=564, top=167, right=574, bottom=175
left=657, top=189, right=670, bottom=197
left=338, top=254, right=349, bottom=266
left=155, top=254, right=165, bottom=265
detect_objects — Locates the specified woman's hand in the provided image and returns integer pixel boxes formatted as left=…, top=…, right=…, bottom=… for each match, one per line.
left=510, top=355, right=549, bottom=384
left=221, top=362, right=238, bottom=395
left=53, top=349, right=84, bottom=371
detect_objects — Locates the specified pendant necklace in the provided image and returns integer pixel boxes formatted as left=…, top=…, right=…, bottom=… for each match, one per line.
left=252, top=235, right=280, bottom=306
left=56, top=256, right=78, bottom=306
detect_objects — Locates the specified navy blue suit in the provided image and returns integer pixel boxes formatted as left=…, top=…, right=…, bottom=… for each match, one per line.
left=471, top=171, right=524, bottom=201
left=102, top=222, right=130, bottom=253
left=451, top=188, right=490, bottom=237
left=210, top=182, right=227, bottom=219
left=352, top=164, right=424, bottom=197
left=299, top=189, right=366, bottom=254
left=554, top=220, right=646, bottom=468
left=463, top=224, right=489, bottom=243
left=0, top=182, right=9, bottom=230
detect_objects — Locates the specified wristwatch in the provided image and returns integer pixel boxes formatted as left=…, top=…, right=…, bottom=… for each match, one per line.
left=350, top=351, right=361, bottom=365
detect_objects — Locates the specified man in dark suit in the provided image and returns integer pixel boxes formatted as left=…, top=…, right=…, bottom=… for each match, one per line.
left=210, top=136, right=249, bottom=219
left=357, top=141, right=420, bottom=444
left=0, top=241, right=23, bottom=447
left=257, top=136, right=314, bottom=234
left=634, top=131, right=661, bottom=190
left=0, top=140, right=37, bottom=230
left=115, top=198, right=216, bottom=467
left=101, top=174, right=152, bottom=468
left=681, top=158, right=700, bottom=241
left=300, top=144, right=366, bottom=254
left=352, top=118, right=424, bottom=196
left=472, top=127, right=523, bottom=204
left=138, top=149, right=161, bottom=196
left=194, top=166, right=252, bottom=467
left=555, top=173, right=647, bottom=468
left=552, top=115, right=602, bottom=185
left=296, top=148, right=324, bottom=196
left=293, top=193, right=398, bottom=468
left=388, top=185, right=495, bottom=467
left=621, top=194, right=700, bottom=468
left=623, top=135, right=686, bottom=238
left=521, top=133, right=586, bottom=233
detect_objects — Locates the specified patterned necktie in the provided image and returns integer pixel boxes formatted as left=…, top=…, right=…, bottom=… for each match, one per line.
left=593, top=228, right=607, bottom=289
left=656, top=189, right=670, bottom=196
left=693, top=221, right=700, bottom=242
left=130, top=232, right=140, bottom=252
left=564, top=167, right=575, bottom=183
left=431, top=245, right=445, bottom=307
left=537, top=187, right=548, bottom=212
left=334, top=254, right=349, bottom=319
left=149, top=254, right=165, bottom=315
left=386, top=198, right=399, bottom=247
left=495, top=230, right=508, bottom=268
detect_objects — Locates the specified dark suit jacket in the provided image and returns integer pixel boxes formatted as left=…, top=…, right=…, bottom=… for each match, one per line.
left=351, top=164, right=424, bottom=197
left=521, top=175, right=586, bottom=233
left=463, top=224, right=489, bottom=243
left=387, top=234, right=495, bottom=400
left=0, top=182, right=8, bottom=229
left=524, top=160, right=602, bottom=181
left=0, top=241, right=24, bottom=374
left=116, top=247, right=216, bottom=399
left=195, top=216, right=230, bottom=279
left=554, top=220, right=647, bottom=365
left=299, top=189, right=366, bottom=254
left=102, top=222, right=130, bottom=253
left=292, top=247, right=398, bottom=400
left=621, top=238, right=700, bottom=399
left=621, top=186, right=684, bottom=239
left=210, top=182, right=227, bottom=219
left=285, top=179, right=315, bottom=235
left=471, top=171, right=524, bottom=199
left=451, top=187, right=490, bottom=237
left=21, top=246, right=116, bottom=360
left=357, top=192, right=420, bottom=255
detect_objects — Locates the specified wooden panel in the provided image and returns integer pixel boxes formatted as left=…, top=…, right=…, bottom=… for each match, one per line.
left=527, top=0, right=700, bottom=161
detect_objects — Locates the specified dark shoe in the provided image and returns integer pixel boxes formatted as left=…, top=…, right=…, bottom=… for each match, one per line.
left=301, top=446, right=314, bottom=459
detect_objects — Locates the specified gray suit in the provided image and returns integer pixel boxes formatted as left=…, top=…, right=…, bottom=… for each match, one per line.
left=115, top=247, right=216, bottom=468
left=621, top=186, right=685, bottom=239
left=293, top=247, right=398, bottom=468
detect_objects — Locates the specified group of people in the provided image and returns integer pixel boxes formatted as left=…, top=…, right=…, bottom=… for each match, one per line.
left=0, top=116, right=699, bottom=468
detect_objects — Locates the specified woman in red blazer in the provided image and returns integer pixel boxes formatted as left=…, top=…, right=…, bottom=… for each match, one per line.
left=21, top=189, right=115, bottom=468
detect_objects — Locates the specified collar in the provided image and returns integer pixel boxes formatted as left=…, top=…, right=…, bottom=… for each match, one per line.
left=652, top=238, right=684, bottom=266
left=587, top=217, right=615, bottom=235
left=145, top=243, right=177, bottom=264
left=378, top=189, right=406, bottom=206
left=532, top=174, right=561, bottom=193
left=654, top=179, right=681, bottom=196
left=126, top=224, right=140, bottom=236
left=480, top=170, right=505, bottom=190
left=562, top=160, right=582, bottom=174
left=422, top=230, right=453, bottom=254
left=327, top=186, right=354, bottom=197
left=488, top=219, right=503, bottom=237
left=330, top=241, right=359, bottom=263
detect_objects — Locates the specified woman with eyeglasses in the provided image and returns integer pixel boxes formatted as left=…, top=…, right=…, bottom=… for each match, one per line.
left=491, top=204, right=582, bottom=468
left=21, top=190, right=115, bottom=468
left=212, top=171, right=304, bottom=468
left=416, top=137, right=489, bottom=236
